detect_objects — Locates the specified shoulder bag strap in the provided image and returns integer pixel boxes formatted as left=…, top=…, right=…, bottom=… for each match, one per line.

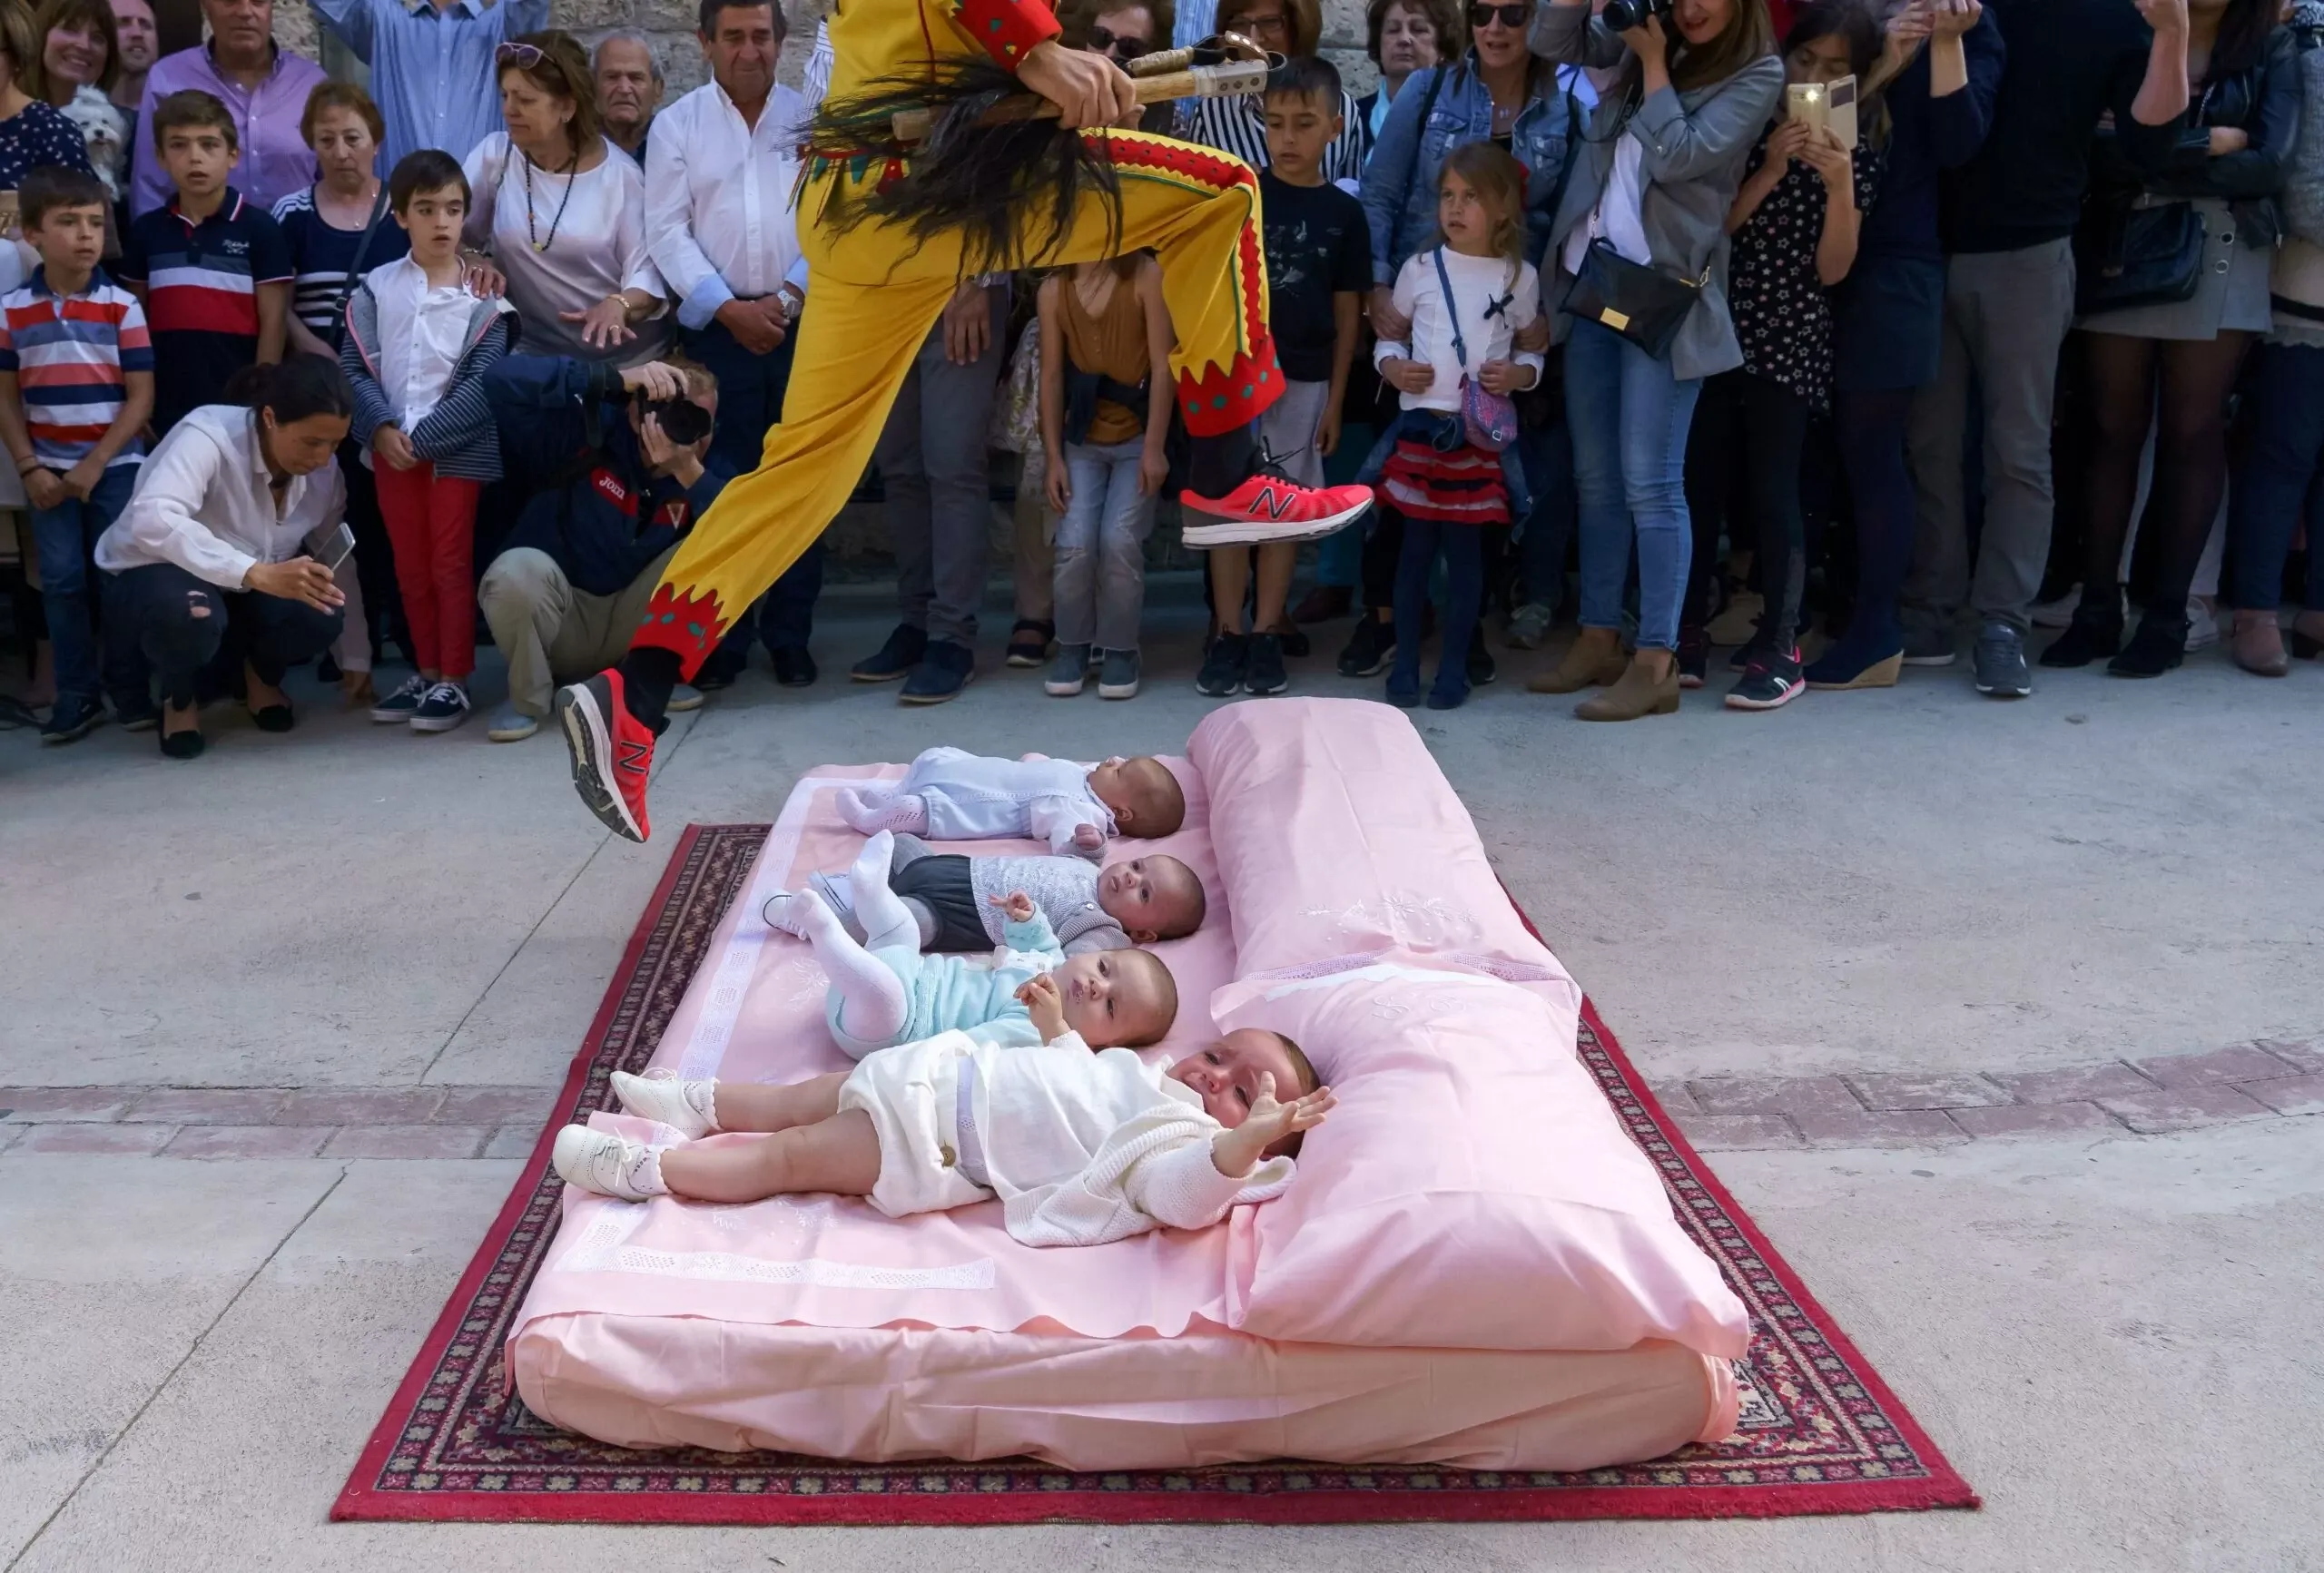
left=1432, top=246, right=1468, bottom=370
left=327, top=186, right=392, bottom=344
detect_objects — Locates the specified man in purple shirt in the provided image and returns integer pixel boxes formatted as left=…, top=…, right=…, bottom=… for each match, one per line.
left=127, top=0, right=324, bottom=216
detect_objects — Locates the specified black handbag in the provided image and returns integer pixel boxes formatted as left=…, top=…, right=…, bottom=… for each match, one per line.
left=1560, top=239, right=1707, bottom=360
left=2075, top=196, right=2206, bottom=317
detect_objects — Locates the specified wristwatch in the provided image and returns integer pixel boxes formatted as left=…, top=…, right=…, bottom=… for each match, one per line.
left=776, top=286, right=804, bottom=323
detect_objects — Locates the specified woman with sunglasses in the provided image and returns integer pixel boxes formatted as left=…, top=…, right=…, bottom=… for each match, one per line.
left=1063, top=0, right=1176, bottom=129
left=460, top=32, right=667, bottom=365
left=1178, top=0, right=1369, bottom=176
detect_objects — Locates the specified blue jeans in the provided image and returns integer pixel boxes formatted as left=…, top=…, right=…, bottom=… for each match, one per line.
left=1564, top=320, right=1703, bottom=651
left=685, top=312, right=821, bottom=654
left=30, top=463, right=140, bottom=704
left=2228, top=341, right=2324, bottom=612
left=1053, top=437, right=1156, bottom=651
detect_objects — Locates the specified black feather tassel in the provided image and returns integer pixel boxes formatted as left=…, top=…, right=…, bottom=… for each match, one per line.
left=805, top=58, right=1124, bottom=280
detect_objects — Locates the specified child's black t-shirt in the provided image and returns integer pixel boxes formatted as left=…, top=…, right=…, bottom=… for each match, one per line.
left=1258, top=172, right=1373, bottom=386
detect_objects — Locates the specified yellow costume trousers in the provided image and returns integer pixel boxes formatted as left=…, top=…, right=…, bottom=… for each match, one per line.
left=633, top=0, right=1284, bottom=672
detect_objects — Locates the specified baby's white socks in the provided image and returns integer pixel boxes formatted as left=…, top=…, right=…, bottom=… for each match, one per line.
left=836, top=785, right=931, bottom=835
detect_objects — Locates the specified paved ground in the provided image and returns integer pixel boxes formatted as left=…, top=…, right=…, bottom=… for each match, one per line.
left=4, top=583, right=2320, bottom=1572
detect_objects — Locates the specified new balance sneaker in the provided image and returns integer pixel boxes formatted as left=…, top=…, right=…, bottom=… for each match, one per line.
left=1098, top=648, right=1142, bottom=700
left=1725, top=647, right=1805, bottom=712
left=1046, top=642, right=1092, bottom=696
left=369, top=673, right=429, bottom=723
left=556, top=669, right=656, bottom=842
left=552, top=1126, right=669, bottom=1202
left=1179, top=474, right=1374, bottom=548
left=409, top=680, right=471, bottom=732
left=1242, top=631, right=1288, bottom=695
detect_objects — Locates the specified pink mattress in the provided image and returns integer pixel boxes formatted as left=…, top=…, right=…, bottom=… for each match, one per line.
left=507, top=746, right=1739, bottom=1470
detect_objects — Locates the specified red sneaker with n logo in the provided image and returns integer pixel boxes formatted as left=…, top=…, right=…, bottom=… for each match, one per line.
left=1179, top=472, right=1374, bottom=549
left=555, top=669, right=655, bottom=842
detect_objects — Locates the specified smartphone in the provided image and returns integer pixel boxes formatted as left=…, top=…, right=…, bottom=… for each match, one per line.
left=1787, top=76, right=1858, bottom=147
left=317, top=521, right=357, bottom=574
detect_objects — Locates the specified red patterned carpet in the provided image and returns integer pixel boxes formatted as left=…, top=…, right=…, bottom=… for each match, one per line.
left=334, top=823, right=1977, bottom=1527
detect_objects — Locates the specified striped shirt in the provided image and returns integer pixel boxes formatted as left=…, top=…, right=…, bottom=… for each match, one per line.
left=1177, top=90, right=1371, bottom=184
left=0, top=267, right=153, bottom=469
left=271, top=185, right=409, bottom=341
left=119, top=188, right=294, bottom=434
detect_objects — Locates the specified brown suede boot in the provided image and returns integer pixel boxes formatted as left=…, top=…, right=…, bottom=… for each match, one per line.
left=1576, top=655, right=1681, bottom=721
left=2230, top=610, right=2289, bottom=676
left=1529, top=628, right=1627, bottom=693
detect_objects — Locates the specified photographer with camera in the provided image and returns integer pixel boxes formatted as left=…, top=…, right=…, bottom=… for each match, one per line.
left=1525, top=0, right=1782, bottom=722
left=473, top=353, right=726, bottom=742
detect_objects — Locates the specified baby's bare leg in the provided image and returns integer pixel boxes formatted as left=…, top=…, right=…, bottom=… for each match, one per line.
left=709, top=1071, right=849, bottom=1133
left=658, top=1109, right=882, bottom=1204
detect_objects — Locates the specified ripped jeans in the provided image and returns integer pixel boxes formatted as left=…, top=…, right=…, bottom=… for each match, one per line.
left=106, top=561, right=345, bottom=708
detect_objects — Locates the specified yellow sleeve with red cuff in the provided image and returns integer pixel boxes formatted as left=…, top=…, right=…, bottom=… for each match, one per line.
left=949, top=0, right=1060, bottom=69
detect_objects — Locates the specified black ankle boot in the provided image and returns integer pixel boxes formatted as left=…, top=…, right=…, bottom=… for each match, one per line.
left=2039, top=605, right=2123, bottom=668
left=2107, top=614, right=2188, bottom=678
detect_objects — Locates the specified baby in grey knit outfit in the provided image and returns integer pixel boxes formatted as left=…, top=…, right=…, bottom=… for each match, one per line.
left=807, top=834, right=1206, bottom=956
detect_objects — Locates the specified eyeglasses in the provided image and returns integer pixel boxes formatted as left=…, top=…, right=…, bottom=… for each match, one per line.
left=1088, top=24, right=1150, bottom=60
left=1227, top=9, right=1294, bottom=38
left=1466, top=3, right=1530, bottom=27
left=495, top=41, right=546, bottom=68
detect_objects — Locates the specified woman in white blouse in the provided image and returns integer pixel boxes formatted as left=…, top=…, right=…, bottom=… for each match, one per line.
left=94, top=356, right=371, bottom=759
left=462, top=32, right=667, bottom=364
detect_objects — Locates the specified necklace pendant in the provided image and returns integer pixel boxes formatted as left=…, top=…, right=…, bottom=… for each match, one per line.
left=532, top=240, right=548, bottom=252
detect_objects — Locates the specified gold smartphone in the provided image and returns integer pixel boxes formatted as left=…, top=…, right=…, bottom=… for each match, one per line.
left=1785, top=75, right=1859, bottom=147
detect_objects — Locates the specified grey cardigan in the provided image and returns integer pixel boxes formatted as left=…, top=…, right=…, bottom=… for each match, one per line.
left=1530, top=4, right=1785, bottom=382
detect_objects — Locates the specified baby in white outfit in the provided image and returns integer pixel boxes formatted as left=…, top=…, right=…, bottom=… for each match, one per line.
left=835, top=746, right=1187, bottom=860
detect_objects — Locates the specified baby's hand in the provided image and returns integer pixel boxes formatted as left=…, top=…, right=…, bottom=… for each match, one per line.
left=1213, top=1073, right=1337, bottom=1176
left=1072, top=823, right=1105, bottom=853
left=991, top=890, right=1038, bottom=924
left=1014, top=973, right=1068, bottom=1042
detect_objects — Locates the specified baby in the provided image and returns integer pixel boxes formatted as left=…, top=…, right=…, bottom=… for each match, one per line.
left=767, top=831, right=1178, bottom=1057
left=802, top=833, right=1206, bottom=956
left=835, top=746, right=1187, bottom=861
left=556, top=1005, right=1336, bottom=1247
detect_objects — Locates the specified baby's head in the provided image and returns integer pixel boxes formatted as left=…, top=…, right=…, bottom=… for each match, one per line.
left=1167, top=1029, right=1320, bottom=1155
left=1097, top=854, right=1206, bottom=943
left=1049, top=945, right=1179, bottom=1047
left=1088, top=756, right=1187, bottom=839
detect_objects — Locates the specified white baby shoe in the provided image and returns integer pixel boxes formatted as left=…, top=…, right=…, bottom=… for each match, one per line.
left=610, top=1069, right=717, bottom=1140
left=552, top=1126, right=669, bottom=1202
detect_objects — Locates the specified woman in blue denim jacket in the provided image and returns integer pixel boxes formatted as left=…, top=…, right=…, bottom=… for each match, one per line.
left=1346, top=0, right=1581, bottom=680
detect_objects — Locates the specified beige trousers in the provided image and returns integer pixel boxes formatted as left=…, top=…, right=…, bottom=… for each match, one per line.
left=479, top=545, right=679, bottom=716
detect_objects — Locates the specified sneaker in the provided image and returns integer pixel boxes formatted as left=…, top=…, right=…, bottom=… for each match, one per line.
left=771, top=646, right=818, bottom=686
left=900, top=639, right=974, bottom=704
left=609, top=1069, right=717, bottom=1140
left=555, top=669, right=656, bottom=842
left=1504, top=600, right=1554, bottom=651
left=851, top=623, right=927, bottom=683
left=1098, top=648, right=1141, bottom=700
left=1335, top=616, right=1394, bottom=677
left=1725, top=647, right=1805, bottom=711
left=38, top=693, right=107, bottom=745
left=551, top=1125, right=667, bottom=1202
left=409, top=680, right=471, bottom=732
left=1676, top=624, right=1709, bottom=689
left=1179, top=473, right=1374, bottom=548
left=369, top=673, right=429, bottom=723
left=1900, top=625, right=1956, bottom=667
left=1196, top=631, right=1248, bottom=696
left=1005, top=619, right=1054, bottom=667
left=1243, top=631, right=1288, bottom=695
left=1972, top=620, right=2032, bottom=698
left=1046, top=642, right=1093, bottom=696
left=665, top=683, right=705, bottom=713
left=2182, top=595, right=2221, bottom=652
left=487, top=703, right=539, bottom=742
left=113, top=694, right=160, bottom=732
left=1465, top=627, right=1496, bottom=687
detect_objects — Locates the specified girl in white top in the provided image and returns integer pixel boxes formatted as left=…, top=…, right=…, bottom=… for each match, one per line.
left=556, top=992, right=1335, bottom=1250
left=1366, top=142, right=1542, bottom=710
left=462, top=33, right=667, bottom=365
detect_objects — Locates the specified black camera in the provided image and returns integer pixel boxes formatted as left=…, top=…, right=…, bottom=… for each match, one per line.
left=635, top=393, right=713, bottom=447
left=1600, top=0, right=1672, bottom=32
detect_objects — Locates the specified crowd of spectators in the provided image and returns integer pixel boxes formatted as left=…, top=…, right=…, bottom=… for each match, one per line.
left=4, top=0, right=2322, bottom=756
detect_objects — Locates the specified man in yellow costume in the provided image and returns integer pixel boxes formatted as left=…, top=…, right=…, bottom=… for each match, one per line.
left=554, top=0, right=1373, bottom=842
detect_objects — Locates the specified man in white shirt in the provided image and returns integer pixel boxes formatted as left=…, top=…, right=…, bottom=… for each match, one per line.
left=644, top=0, right=821, bottom=687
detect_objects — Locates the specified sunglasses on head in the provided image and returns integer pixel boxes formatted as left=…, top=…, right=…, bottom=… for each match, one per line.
left=1089, top=24, right=1150, bottom=59
left=1467, top=2, right=1530, bottom=26
left=495, top=40, right=546, bottom=67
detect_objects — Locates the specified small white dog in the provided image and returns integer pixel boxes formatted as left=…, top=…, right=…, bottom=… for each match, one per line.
left=61, top=86, right=128, bottom=200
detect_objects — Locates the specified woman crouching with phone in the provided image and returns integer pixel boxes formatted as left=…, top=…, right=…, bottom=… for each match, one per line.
left=92, top=356, right=369, bottom=759
left=1527, top=0, right=1781, bottom=720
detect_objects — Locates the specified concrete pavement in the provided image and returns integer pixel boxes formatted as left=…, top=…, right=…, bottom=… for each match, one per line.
left=3, top=585, right=2319, bottom=1570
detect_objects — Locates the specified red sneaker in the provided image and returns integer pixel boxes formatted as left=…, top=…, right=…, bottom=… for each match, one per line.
left=555, top=669, right=655, bottom=842
left=1179, top=473, right=1374, bottom=549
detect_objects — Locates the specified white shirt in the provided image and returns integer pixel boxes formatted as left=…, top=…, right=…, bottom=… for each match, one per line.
left=1563, top=131, right=1649, bottom=275
left=369, top=254, right=476, bottom=429
left=645, top=79, right=812, bottom=332
left=93, top=405, right=369, bottom=672
left=461, top=133, right=668, bottom=363
left=1374, top=249, right=1545, bottom=415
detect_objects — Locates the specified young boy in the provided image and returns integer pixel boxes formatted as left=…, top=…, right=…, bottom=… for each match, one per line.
left=765, top=831, right=1180, bottom=1057
left=0, top=166, right=156, bottom=743
left=340, top=149, right=515, bottom=735
left=560, top=1018, right=1335, bottom=1248
left=835, top=746, right=1187, bottom=859
left=118, top=90, right=292, bottom=437
left=803, top=834, right=1206, bottom=956
left=1196, top=56, right=1372, bottom=700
